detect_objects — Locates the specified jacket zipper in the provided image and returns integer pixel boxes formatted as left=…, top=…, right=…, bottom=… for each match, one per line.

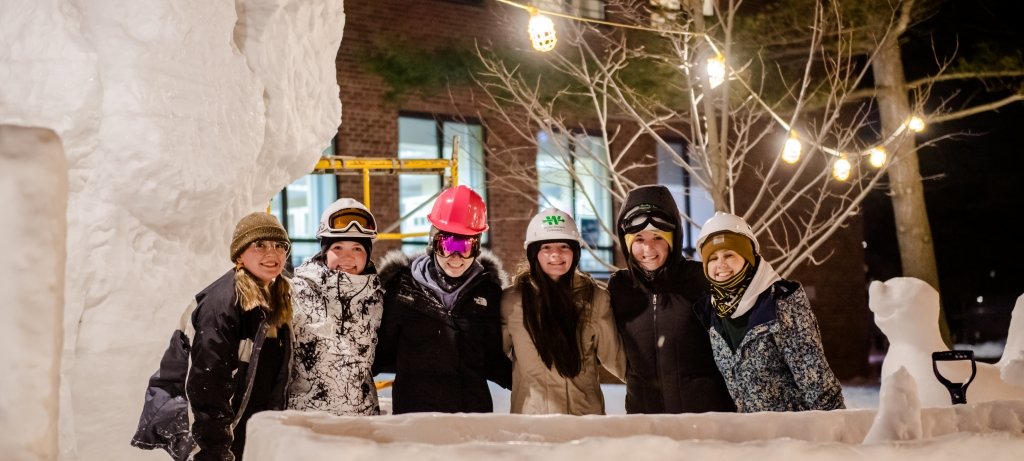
left=230, top=314, right=269, bottom=431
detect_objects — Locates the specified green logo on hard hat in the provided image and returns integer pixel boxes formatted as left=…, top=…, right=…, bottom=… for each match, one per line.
left=543, top=215, right=565, bottom=226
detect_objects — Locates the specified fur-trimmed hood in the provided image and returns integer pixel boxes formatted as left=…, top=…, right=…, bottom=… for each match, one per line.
left=377, top=248, right=509, bottom=288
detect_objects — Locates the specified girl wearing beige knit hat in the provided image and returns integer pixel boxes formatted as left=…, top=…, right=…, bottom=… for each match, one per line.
left=695, top=211, right=844, bottom=413
left=132, top=211, right=294, bottom=460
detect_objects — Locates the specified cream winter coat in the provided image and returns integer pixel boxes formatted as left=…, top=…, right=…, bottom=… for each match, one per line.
left=501, top=273, right=626, bottom=415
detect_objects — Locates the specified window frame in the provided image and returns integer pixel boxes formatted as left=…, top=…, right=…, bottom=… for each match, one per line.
left=397, top=112, right=489, bottom=254
left=536, top=130, right=615, bottom=275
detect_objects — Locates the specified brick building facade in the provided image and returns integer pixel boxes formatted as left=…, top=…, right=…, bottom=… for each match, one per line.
left=328, top=0, right=872, bottom=380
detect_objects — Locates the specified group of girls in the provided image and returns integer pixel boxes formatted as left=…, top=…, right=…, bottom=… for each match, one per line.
left=133, top=184, right=844, bottom=461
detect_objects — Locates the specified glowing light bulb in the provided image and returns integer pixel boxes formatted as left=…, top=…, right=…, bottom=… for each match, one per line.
left=832, top=155, right=851, bottom=181
left=868, top=147, right=886, bottom=168
left=706, top=54, right=725, bottom=89
left=907, top=116, right=925, bottom=133
left=528, top=9, right=557, bottom=52
left=782, top=134, right=802, bottom=164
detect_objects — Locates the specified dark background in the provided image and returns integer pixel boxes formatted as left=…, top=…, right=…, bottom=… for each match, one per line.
left=863, top=0, right=1024, bottom=346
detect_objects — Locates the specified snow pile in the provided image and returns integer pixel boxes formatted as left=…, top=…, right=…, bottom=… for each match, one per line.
left=244, top=398, right=1024, bottom=461
left=0, top=126, right=66, bottom=460
left=0, top=1, right=344, bottom=460
left=997, top=294, right=1024, bottom=386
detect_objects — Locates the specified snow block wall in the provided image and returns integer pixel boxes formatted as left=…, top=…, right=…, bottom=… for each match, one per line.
left=244, top=404, right=1024, bottom=461
left=0, top=126, right=67, bottom=461
left=0, top=1, right=345, bottom=460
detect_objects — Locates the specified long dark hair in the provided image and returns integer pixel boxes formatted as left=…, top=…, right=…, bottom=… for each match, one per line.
left=517, top=240, right=585, bottom=378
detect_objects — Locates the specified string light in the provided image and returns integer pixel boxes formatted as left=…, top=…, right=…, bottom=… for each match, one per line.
left=867, top=147, right=886, bottom=168
left=907, top=115, right=926, bottom=133
left=495, top=0, right=925, bottom=182
left=832, top=154, right=852, bottom=181
left=527, top=7, right=557, bottom=52
left=706, top=54, right=725, bottom=88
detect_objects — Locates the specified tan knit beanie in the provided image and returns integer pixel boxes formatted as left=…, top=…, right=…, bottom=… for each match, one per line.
left=699, top=231, right=755, bottom=273
left=230, top=212, right=289, bottom=261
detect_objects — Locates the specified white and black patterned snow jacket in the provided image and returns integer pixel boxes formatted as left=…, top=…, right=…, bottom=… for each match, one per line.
left=697, top=279, right=846, bottom=412
left=288, top=259, right=384, bottom=415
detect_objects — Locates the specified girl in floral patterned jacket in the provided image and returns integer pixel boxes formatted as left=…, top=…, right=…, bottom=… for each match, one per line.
left=287, top=198, right=385, bottom=415
left=695, top=212, right=845, bottom=412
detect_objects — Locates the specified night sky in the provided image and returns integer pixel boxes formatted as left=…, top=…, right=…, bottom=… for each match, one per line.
left=863, top=0, right=1024, bottom=344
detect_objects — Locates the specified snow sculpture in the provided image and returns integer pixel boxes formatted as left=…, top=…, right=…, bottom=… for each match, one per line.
left=996, top=293, right=1024, bottom=386
left=862, top=367, right=922, bottom=443
left=0, top=125, right=67, bottom=461
left=868, top=277, right=1024, bottom=407
left=1, top=1, right=344, bottom=460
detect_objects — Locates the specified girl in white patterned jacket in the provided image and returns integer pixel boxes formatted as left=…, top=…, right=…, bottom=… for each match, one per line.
left=288, top=198, right=385, bottom=415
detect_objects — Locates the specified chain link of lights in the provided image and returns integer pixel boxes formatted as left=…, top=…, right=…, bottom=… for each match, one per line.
left=493, top=0, right=929, bottom=181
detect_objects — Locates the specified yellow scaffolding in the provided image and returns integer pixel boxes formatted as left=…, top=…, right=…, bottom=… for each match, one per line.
left=310, top=137, right=460, bottom=240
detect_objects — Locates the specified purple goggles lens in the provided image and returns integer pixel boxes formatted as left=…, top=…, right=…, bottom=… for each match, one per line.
left=436, top=234, right=479, bottom=258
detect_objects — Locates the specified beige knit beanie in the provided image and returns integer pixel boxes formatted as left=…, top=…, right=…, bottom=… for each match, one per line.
left=230, top=212, right=289, bottom=261
left=699, top=231, right=755, bottom=274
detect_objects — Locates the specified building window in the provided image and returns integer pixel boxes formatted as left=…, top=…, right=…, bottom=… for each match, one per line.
left=398, top=114, right=487, bottom=254
left=657, top=140, right=713, bottom=258
left=535, top=0, right=605, bottom=20
left=537, top=131, right=614, bottom=273
left=271, top=137, right=339, bottom=269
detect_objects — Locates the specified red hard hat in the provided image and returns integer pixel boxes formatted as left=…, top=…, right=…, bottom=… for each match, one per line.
left=427, top=185, right=489, bottom=235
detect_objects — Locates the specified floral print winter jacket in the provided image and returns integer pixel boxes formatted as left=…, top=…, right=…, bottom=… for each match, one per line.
left=288, top=259, right=384, bottom=415
left=699, top=279, right=845, bottom=412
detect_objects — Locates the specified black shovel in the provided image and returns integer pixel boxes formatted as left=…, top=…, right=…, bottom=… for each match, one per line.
left=931, top=350, right=977, bottom=405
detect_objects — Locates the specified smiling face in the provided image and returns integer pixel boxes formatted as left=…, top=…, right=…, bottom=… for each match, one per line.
left=536, top=241, right=575, bottom=281
left=436, top=252, right=474, bottom=278
left=238, top=241, right=287, bottom=286
left=629, top=230, right=670, bottom=271
left=325, top=240, right=367, bottom=275
left=705, top=248, right=746, bottom=282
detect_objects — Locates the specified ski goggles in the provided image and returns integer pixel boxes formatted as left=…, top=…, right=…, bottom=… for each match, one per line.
left=620, top=206, right=677, bottom=235
left=435, top=233, right=480, bottom=259
left=327, top=208, right=376, bottom=234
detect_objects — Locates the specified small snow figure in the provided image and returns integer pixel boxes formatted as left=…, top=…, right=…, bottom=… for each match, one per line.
left=862, top=366, right=923, bottom=443
left=869, top=277, right=1024, bottom=407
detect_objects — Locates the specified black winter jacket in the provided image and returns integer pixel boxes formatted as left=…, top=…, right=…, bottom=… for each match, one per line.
left=374, top=250, right=512, bottom=413
left=608, top=261, right=735, bottom=413
left=608, top=185, right=735, bottom=414
left=131, top=270, right=292, bottom=461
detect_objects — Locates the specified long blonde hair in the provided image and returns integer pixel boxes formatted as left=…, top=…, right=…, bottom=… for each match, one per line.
left=233, top=262, right=293, bottom=330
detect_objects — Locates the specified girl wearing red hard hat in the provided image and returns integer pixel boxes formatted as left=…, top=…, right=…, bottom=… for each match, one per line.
left=374, top=185, right=512, bottom=413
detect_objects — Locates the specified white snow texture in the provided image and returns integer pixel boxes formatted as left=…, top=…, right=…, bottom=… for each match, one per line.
left=0, top=1, right=344, bottom=460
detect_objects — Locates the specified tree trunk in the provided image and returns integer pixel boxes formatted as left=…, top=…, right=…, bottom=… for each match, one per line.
left=871, top=35, right=952, bottom=346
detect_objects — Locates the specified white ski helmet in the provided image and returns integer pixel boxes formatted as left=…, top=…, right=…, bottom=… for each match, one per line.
left=317, top=198, right=378, bottom=240
left=524, top=208, right=580, bottom=249
left=695, top=211, right=759, bottom=253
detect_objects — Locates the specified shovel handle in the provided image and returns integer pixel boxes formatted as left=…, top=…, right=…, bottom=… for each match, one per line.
left=931, top=350, right=977, bottom=405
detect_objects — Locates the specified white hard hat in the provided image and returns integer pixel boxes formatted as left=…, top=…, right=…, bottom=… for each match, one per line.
left=316, top=198, right=378, bottom=240
left=695, top=211, right=759, bottom=253
left=524, top=208, right=580, bottom=249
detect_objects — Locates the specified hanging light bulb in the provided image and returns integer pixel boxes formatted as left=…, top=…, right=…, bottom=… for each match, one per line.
left=528, top=7, right=557, bottom=52
left=907, top=115, right=925, bottom=133
left=706, top=54, right=725, bottom=88
left=868, top=147, right=886, bottom=168
left=832, top=154, right=852, bottom=181
left=782, top=133, right=802, bottom=164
